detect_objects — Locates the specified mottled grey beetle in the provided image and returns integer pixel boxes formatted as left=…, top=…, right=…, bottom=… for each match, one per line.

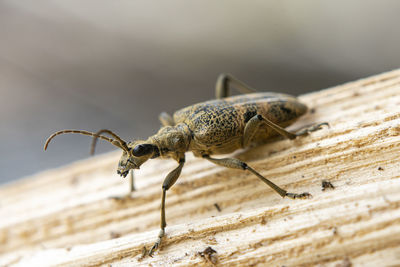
left=44, top=74, right=327, bottom=256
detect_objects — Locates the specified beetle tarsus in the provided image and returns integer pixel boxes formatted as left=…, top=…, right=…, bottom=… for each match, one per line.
left=149, top=229, right=164, bottom=256
left=295, top=122, right=329, bottom=137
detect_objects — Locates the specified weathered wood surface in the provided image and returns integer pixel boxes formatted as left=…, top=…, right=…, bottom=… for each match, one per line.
left=1, top=70, right=400, bottom=266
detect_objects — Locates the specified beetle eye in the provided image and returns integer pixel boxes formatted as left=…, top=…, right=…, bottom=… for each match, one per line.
left=132, top=144, right=155, bottom=157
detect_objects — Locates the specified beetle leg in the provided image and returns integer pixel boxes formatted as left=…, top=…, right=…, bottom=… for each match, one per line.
left=243, top=115, right=328, bottom=146
left=243, top=115, right=265, bottom=147
left=294, top=122, right=329, bottom=136
left=159, top=112, right=175, bottom=126
left=203, top=155, right=311, bottom=199
left=215, top=73, right=257, bottom=99
left=243, top=115, right=297, bottom=147
left=149, top=158, right=185, bottom=256
left=129, top=170, right=135, bottom=192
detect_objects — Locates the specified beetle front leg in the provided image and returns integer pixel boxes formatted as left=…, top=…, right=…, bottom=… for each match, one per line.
left=203, top=155, right=311, bottom=199
left=215, top=73, right=257, bottom=99
left=149, top=158, right=185, bottom=256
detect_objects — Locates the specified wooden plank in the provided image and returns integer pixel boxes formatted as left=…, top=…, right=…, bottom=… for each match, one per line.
left=1, top=69, right=400, bottom=266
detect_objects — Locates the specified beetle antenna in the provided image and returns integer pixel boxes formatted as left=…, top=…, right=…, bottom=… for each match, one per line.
left=90, top=129, right=130, bottom=155
left=44, top=129, right=127, bottom=152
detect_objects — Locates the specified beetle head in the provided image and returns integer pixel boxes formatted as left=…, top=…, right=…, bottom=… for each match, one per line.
left=117, top=141, right=159, bottom=177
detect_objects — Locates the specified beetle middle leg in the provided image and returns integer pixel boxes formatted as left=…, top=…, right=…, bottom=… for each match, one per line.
left=202, top=155, right=311, bottom=199
left=149, top=158, right=185, bottom=256
left=159, top=112, right=175, bottom=126
left=215, top=73, right=257, bottom=99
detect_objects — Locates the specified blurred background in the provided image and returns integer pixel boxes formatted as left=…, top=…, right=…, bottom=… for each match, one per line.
left=1, top=0, right=399, bottom=184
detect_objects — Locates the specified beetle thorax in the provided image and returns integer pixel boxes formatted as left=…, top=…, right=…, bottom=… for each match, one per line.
left=149, top=123, right=192, bottom=160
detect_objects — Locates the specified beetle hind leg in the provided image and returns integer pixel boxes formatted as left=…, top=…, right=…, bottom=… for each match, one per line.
left=202, top=155, right=311, bottom=199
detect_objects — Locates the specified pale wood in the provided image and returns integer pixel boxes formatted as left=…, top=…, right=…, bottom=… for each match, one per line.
left=1, top=70, right=400, bottom=266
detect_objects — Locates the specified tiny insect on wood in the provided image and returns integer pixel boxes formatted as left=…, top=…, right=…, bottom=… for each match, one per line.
left=44, top=74, right=328, bottom=256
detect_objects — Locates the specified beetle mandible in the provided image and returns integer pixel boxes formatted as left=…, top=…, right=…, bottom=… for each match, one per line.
left=44, top=74, right=327, bottom=256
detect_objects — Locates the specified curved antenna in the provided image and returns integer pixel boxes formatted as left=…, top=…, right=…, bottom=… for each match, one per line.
left=90, top=129, right=130, bottom=155
left=44, top=129, right=126, bottom=152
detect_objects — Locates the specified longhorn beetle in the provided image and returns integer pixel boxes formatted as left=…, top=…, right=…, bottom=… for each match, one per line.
left=44, top=74, right=327, bottom=256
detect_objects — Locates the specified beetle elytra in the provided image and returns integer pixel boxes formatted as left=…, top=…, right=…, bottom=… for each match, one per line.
left=44, top=74, right=327, bottom=256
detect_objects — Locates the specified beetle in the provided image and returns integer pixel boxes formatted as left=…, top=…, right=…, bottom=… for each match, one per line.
left=44, top=74, right=327, bottom=256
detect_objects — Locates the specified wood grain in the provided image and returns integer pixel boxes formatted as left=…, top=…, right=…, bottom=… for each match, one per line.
left=1, top=70, right=400, bottom=266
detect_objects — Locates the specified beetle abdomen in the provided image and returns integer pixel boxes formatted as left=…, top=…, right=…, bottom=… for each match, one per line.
left=174, top=93, right=307, bottom=155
